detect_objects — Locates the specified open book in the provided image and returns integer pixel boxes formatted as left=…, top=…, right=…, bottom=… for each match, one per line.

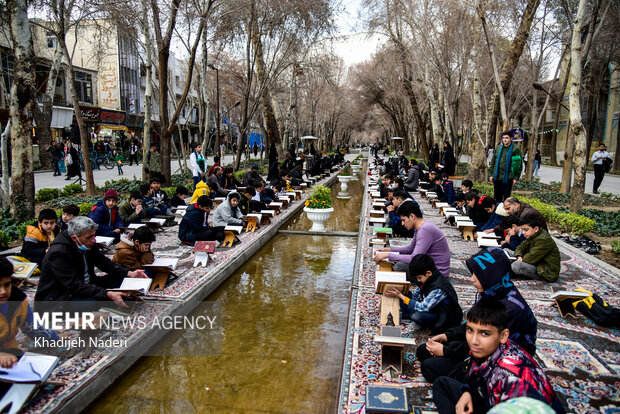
left=0, top=353, right=59, bottom=383
left=477, top=238, right=500, bottom=247
left=109, top=277, right=153, bottom=295
left=224, top=225, right=243, bottom=234
left=148, top=218, right=166, bottom=226
left=144, top=257, right=179, bottom=271
left=95, top=236, right=115, bottom=246
left=375, top=271, right=410, bottom=294
left=126, top=223, right=146, bottom=229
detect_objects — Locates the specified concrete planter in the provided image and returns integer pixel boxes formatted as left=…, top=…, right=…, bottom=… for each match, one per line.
left=304, top=207, right=334, bottom=232
left=337, top=175, right=352, bottom=199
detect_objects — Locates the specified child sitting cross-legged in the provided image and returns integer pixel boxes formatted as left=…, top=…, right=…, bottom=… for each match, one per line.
left=88, top=190, right=123, bottom=243
left=383, top=254, right=462, bottom=333
left=432, top=298, right=565, bottom=414
left=112, top=226, right=155, bottom=270
left=170, top=186, right=189, bottom=207
left=179, top=196, right=225, bottom=244
left=20, top=208, right=60, bottom=266
left=499, top=215, right=525, bottom=252
left=512, top=213, right=561, bottom=282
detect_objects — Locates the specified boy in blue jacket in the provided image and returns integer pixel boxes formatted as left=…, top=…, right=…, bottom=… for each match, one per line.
left=179, top=196, right=225, bottom=245
left=89, top=189, right=123, bottom=243
left=440, top=173, right=456, bottom=205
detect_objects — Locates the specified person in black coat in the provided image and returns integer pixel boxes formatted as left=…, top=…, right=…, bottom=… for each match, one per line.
left=178, top=196, right=225, bottom=245
left=64, top=139, right=81, bottom=180
left=34, top=217, right=148, bottom=312
left=440, top=141, right=457, bottom=176
left=429, top=143, right=440, bottom=167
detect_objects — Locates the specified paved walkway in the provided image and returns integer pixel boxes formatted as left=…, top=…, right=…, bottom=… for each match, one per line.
left=459, top=155, right=619, bottom=195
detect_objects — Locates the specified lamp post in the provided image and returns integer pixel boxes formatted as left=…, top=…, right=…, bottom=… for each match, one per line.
left=532, top=83, right=569, bottom=111
left=208, top=64, right=220, bottom=158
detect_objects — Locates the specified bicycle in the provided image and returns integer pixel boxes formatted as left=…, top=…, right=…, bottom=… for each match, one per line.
left=90, top=150, right=115, bottom=170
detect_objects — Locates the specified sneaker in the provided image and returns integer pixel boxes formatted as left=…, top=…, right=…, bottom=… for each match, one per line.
left=593, top=190, right=599, bottom=194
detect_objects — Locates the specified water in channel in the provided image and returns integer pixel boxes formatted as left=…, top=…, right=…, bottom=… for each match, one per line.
left=90, top=178, right=364, bottom=413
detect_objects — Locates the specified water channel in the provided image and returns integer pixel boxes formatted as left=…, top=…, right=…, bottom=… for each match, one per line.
left=90, top=176, right=365, bottom=413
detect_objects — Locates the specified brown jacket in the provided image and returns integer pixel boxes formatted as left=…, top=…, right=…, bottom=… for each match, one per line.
left=518, top=202, right=548, bottom=231
left=112, top=237, right=154, bottom=270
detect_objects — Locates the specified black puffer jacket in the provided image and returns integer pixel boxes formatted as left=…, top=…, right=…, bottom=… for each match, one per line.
left=34, top=231, right=129, bottom=311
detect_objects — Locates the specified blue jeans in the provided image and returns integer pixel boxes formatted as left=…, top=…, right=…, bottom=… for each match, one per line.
left=533, top=160, right=540, bottom=176
left=400, top=299, right=438, bottom=327
left=193, top=175, right=204, bottom=189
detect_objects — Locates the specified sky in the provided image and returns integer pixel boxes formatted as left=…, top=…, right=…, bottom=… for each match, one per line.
left=332, top=0, right=384, bottom=67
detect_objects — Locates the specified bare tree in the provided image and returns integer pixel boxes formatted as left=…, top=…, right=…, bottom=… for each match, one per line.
left=7, top=0, right=36, bottom=219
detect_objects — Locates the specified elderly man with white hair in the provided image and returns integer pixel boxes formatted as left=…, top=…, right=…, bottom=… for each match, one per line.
left=35, top=216, right=147, bottom=312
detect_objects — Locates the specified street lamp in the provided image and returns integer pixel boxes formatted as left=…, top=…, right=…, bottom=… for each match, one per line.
left=532, top=83, right=569, bottom=111
left=207, top=64, right=221, bottom=158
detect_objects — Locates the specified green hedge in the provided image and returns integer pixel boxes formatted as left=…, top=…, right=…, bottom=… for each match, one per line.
left=475, top=183, right=595, bottom=235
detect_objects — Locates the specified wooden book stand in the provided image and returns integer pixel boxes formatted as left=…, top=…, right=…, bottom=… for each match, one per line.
left=246, top=216, right=259, bottom=233
left=222, top=231, right=237, bottom=247
left=460, top=225, right=476, bottom=241
left=151, top=270, right=173, bottom=291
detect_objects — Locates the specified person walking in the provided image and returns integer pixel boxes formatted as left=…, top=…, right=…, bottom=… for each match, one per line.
left=49, top=141, right=63, bottom=176
left=534, top=150, right=541, bottom=176
left=591, top=143, right=611, bottom=194
left=489, top=131, right=522, bottom=202
left=128, top=141, right=139, bottom=166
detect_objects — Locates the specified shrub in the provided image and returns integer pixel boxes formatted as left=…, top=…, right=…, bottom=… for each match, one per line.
left=0, top=231, right=11, bottom=249
left=235, top=170, right=246, bottom=182
left=611, top=240, right=620, bottom=254
left=47, top=195, right=101, bottom=209
left=162, top=187, right=176, bottom=198
left=78, top=202, right=94, bottom=216
left=569, top=209, right=620, bottom=237
left=305, top=185, right=332, bottom=209
left=62, top=183, right=84, bottom=196
left=36, top=188, right=61, bottom=202
left=103, top=178, right=145, bottom=194
left=171, top=173, right=192, bottom=187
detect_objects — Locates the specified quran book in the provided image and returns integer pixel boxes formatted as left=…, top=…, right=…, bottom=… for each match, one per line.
left=0, top=353, right=59, bottom=383
left=194, top=241, right=217, bottom=253
left=477, top=238, right=499, bottom=247
left=127, top=223, right=146, bottom=229
left=224, top=225, right=243, bottom=234
left=7, top=257, right=38, bottom=280
left=95, top=236, right=115, bottom=246
left=373, top=227, right=393, bottom=234
left=109, top=277, right=153, bottom=295
left=148, top=218, right=166, bottom=226
left=375, top=271, right=410, bottom=294
left=144, top=257, right=179, bottom=270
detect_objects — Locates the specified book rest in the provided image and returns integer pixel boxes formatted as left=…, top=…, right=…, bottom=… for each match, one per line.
left=151, top=270, right=174, bottom=291
left=193, top=252, right=209, bottom=267
left=378, top=261, right=393, bottom=272
left=245, top=216, right=259, bottom=232
left=222, top=231, right=237, bottom=247
left=380, top=295, right=401, bottom=326
left=373, top=326, right=416, bottom=374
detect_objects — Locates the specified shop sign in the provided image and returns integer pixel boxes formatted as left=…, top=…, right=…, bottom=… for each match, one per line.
left=78, top=106, right=100, bottom=121
left=99, top=109, right=126, bottom=125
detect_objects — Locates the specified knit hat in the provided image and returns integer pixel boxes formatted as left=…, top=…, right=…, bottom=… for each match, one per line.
left=251, top=164, right=259, bottom=170
left=104, top=189, right=119, bottom=201
left=465, top=248, right=513, bottom=292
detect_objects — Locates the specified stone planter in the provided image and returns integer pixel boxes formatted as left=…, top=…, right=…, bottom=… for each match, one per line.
left=304, top=207, right=334, bottom=232
left=351, top=164, right=361, bottom=174
left=337, top=175, right=352, bottom=199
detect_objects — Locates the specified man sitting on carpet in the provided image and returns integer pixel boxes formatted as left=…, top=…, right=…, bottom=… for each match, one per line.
left=374, top=201, right=450, bottom=278
left=416, top=248, right=537, bottom=384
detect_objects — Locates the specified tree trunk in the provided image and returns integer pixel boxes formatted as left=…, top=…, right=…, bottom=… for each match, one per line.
left=482, top=0, right=541, bottom=146
left=32, top=45, right=63, bottom=169
left=569, top=0, right=588, bottom=212
left=421, top=65, right=442, bottom=147
left=0, top=121, right=10, bottom=208
left=199, top=26, right=211, bottom=156
left=468, top=67, right=488, bottom=183
left=142, top=0, right=152, bottom=181
left=7, top=0, right=36, bottom=220
left=250, top=16, right=282, bottom=155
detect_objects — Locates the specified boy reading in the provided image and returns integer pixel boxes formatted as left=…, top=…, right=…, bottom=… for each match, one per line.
left=21, top=209, right=60, bottom=265
left=432, top=298, right=564, bottom=414
left=512, top=214, right=561, bottom=282
left=119, top=191, right=145, bottom=225
left=384, top=254, right=461, bottom=333
left=213, top=192, right=245, bottom=227
left=179, top=196, right=225, bottom=244
left=60, top=204, right=80, bottom=232
left=0, top=257, right=58, bottom=368
left=417, top=248, right=537, bottom=383
left=112, top=226, right=155, bottom=270
left=499, top=215, right=524, bottom=251
left=88, top=189, right=123, bottom=243
left=171, top=186, right=189, bottom=207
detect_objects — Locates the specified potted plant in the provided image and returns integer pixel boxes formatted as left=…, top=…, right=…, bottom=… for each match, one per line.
left=304, top=185, right=334, bottom=232
left=337, top=165, right=353, bottom=197
left=350, top=160, right=361, bottom=176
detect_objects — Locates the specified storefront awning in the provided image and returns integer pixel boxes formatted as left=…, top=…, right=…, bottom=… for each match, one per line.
left=50, top=106, right=74, bottom=128
left=96, top=125, right=128, bottom=132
